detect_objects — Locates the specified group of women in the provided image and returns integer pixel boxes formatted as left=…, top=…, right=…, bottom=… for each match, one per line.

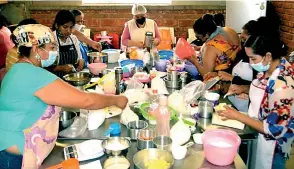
left=189, top=14, right=293, bottom=169
left=0, top=3, right=293, bottom=169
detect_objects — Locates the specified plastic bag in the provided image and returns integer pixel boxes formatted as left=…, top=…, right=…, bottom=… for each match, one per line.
left=120, top=105, right=139, bottom=126
left=123, top=89, right=149, bottom=104
left=170, top=115, right=191, bottom=145
left=168, top=91, right=190, bottom=116
left=180, top=80, right=205, bottom=104
left=126, top=77, right=144, bottom=90
left=97, top=72, right=115, bottom=87
left=59, top=117, right=88, bottom=138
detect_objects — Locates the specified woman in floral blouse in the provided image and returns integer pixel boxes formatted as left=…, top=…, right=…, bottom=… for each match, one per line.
left=218, top=35, right=294, bottom=169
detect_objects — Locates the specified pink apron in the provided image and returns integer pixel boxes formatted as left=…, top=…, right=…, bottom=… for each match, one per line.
left=21, top=105, right=61, bottom=169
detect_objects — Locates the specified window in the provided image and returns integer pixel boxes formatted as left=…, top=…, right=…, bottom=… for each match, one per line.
left=82, top=0, right=172, bottom=5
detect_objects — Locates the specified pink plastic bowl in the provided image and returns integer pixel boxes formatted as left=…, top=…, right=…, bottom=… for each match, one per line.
left=88, top=63, right=107, bottom=75
left=202, top=129, right=241, bottom=166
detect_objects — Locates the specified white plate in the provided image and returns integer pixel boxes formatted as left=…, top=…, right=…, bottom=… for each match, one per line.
left=80, top=140, right=104, bottom=156
left=193, top=133, right=203, bottom=144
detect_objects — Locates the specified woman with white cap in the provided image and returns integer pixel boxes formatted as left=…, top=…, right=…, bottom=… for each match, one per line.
left=121, top=4, right=161, bottom=48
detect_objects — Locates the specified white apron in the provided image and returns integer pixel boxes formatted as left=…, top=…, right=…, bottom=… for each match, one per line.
left=249, top=79, right=276, bottom=169
left=228, top=61, right=253, bottom=112
left=127, top=19, right=155, bottom=45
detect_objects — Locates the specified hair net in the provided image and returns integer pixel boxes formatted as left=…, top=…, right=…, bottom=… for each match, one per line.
left=13, top=24, right=55, bottom=47
left=132, top=4, right=147, bottom=15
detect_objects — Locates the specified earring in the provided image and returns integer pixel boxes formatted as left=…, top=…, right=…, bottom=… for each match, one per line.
left=36, top=54, right=41, bottom=61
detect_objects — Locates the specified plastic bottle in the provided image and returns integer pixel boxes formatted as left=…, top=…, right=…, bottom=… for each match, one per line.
left=154, top=95, right=171, bottom=136
left=150, top=68, right=157, bottom=80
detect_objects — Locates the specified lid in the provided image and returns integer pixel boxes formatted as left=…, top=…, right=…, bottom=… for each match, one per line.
left=145, top=32, right=153, bottom=36
left=159, top=95, right=168, bottom=106
left=115, top=67, right=123, bottom=74
left=204, top=76, right=220, bottom=91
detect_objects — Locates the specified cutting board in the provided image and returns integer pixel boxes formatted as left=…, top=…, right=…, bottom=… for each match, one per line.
left=212, top=113, right=245, bottom=130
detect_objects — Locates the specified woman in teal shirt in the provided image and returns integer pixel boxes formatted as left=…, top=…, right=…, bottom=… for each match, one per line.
left=0, top=24, right=128, bottom=169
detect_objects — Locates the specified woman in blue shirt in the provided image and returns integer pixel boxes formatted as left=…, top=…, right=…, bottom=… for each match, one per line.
left=0, top=24, right=128, bottom=169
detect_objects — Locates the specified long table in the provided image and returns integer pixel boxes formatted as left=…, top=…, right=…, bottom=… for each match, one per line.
left=41, top=115, right=248, bottom=169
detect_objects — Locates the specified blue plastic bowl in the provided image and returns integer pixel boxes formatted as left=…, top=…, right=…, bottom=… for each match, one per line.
left=120, top=59, right=144, bottom=67
left=185, top=61, right=199, bottom=77
left=158, top=50, right=174, bottom=60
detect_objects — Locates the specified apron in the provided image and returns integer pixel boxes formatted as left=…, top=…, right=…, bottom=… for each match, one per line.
left=128, top=19, right=155, bottom=46
left=22, top=105, right=61, bottom=169
left=228, top=61, right=253, bottom=112
left=249, top=79, right=276, bottom=169
left=56, top=35, right=79, bottom=78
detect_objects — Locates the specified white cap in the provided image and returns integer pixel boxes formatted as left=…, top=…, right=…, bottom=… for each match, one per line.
left=132, top=4, right=147, bottom=15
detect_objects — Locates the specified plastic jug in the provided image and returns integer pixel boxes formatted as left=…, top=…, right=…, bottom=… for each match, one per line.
left=175, top=38, right=195, bottom=60
left=46, top=158, right=80, bottom=169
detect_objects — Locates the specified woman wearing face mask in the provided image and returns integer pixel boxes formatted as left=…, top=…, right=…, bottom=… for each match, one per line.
left=0, top=24, right=128, bottom=169
left=48, top=10, right=84, bottom=78
left=121, top=4, right=161, bottom=48
left=218, top=35, right=294, bottom=169
left=188, top=14, right=241, bottom=77
left=71, top=9, right=88, bottom=68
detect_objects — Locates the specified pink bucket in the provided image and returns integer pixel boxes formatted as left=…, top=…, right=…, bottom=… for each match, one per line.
left=202, top=129, right=241, bottom=166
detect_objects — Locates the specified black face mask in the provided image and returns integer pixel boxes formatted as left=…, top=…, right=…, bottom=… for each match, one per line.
left=136, top=17, right=146, bottom=25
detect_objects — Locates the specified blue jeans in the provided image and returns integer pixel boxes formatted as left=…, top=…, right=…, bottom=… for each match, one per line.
left=272, top=153, right=286, bottom=169
left=0, top=150, right=22, bottom=169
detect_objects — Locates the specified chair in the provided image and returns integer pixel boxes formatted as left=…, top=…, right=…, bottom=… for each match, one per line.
left=157, top=27, right=175, bottom=50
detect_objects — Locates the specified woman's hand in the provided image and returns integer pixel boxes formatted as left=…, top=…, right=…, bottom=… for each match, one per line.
left=218, top=71, right=233, bottom=81
left=62, top=64, right=74, bottom=73
left=137, top=41, right=144, bottom=48
left=90, top=41, right=102, bottom=52
left=228, top=84, right=246, bottom=95
left=115, top=96, right=128, bottom=109
left=217, top=105, right=240, bottom=121
left=77, top=60, right=84, bottom=72
left=152, top=38, right=160, bottom=46
left=191, top=44, right=201, bottom=51
left=203, top=72, right=218, bottom=82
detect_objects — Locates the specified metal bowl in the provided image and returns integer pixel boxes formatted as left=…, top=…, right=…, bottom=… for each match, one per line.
left=59, top=111, right=77, bottom=131
left=153, top=136, right=173, bottom=151
left=88, top=52, right=107, bottom=63
left=63, top=72, right=91, bottom=86
left=127, top=120, right=148, bottom=140
left=137, top=129, right=157, bottom=150
left=167, top=71, right=180, bottom=81
left=133, top=148, right=174, bottom=169
left=101, top=137, right=131, bottom=156
left=104, top=156, right=130, bottom=169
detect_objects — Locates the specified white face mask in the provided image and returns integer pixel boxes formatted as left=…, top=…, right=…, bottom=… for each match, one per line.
left=74, top=24, right=85, bottom=32
left=250, top=58, right=270, bottom=72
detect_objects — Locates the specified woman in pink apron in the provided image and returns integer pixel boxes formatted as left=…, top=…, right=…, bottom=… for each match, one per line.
left=218, top=35, right=294, bottom=169
left=121, top=4, right=161, bottom=49
left=0, top=24, right=128, bottom=169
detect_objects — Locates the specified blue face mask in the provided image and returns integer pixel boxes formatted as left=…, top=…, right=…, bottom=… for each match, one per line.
left=37, top=50, right=58, bottom=68
left=250, top=59, right=270, bottom=72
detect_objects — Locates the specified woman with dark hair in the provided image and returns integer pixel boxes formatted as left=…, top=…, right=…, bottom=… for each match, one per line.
left=213, top=13, right=225, bottom=27
left=218, top=35, right=294, bottom=169
left=0, top=24, right=128, bottom=169
left=71, top=9, right=89, bottom=67
left=189, top=14, right=241, bottom=78
left=49, top=10, right=84, bottom=78
left=0, top=15, right=14, bottom=83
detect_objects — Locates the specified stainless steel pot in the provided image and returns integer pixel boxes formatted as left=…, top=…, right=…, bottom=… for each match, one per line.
left=127, top=120, right=148, bottom=140
left=63, top=72, right=91, bottom=86
left=198, top=101, right=214, bottom=119
left=153, top=135, right=173, bottom=151
left=88, top=52, right=107, bottom=63
left=163, top=77, right=182, bottom=89
left=137, top=129, right=157, bottom=150
left=167, top=71, right=180, bottom=81
left=59, top=111, right=77, bottom=131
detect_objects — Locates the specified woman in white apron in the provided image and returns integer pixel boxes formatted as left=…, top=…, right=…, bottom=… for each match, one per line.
left=121, top=4, right=161, bottom=49
left=0, top=24, right=128, bottom=169
left=218, top=35, right=294, bottom=169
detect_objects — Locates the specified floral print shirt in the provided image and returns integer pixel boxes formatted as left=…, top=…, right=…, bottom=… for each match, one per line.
left=257, top=58, right=294, bottom=159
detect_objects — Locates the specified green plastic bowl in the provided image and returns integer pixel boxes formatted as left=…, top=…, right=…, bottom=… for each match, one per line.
left=139, top=102, right=178, bottom=121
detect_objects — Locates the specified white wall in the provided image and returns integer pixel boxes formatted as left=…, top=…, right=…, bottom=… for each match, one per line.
left=226, top=0, right=267, bottom=33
